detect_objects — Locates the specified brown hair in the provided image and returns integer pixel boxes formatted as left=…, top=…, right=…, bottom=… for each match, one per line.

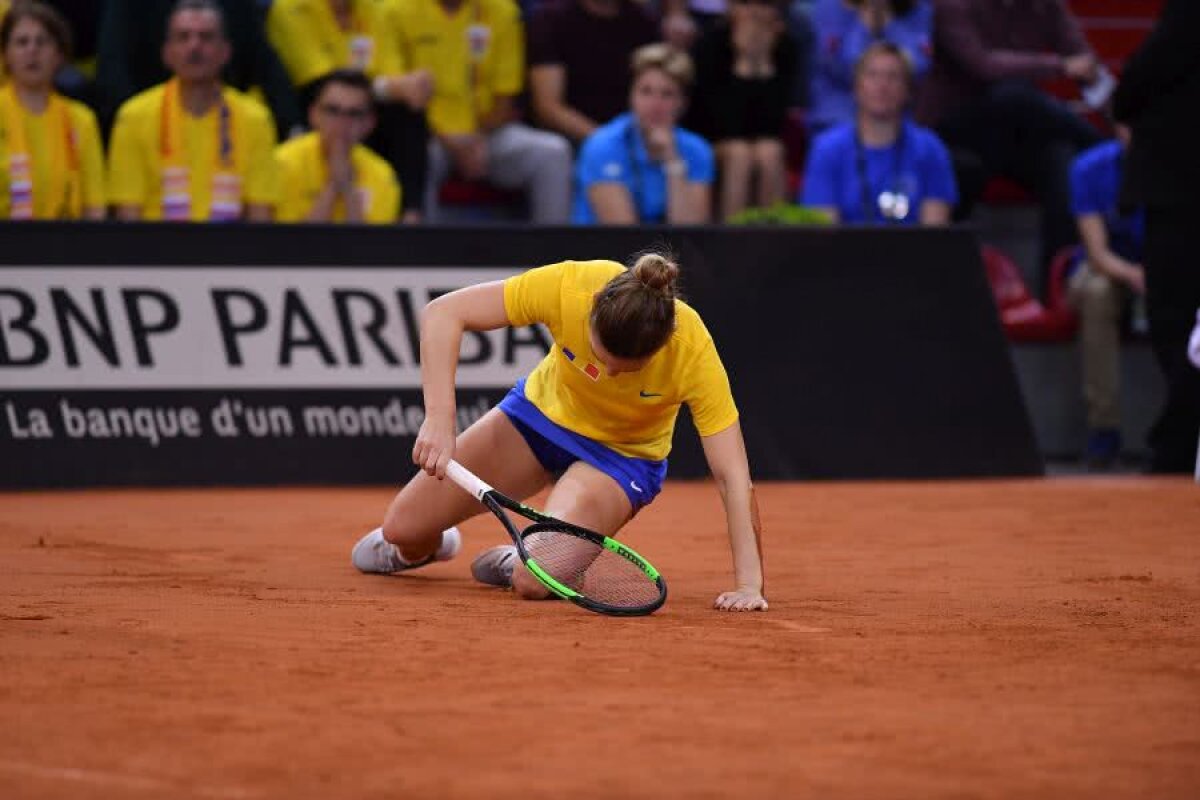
left=591, top=252, right=681, bottom=360
left=168, top=0, right=229, bottom=40
left=630, top=43, right=694, bottom=91
left=1, top=1, right=73, bottom=61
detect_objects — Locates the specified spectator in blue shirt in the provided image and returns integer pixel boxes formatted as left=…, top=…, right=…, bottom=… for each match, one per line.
left=807, top=0, right=932, bottom=133
left=1065, top=124, right=1145, bottom=469
left=801, top=41, right=955, bottom=224
left=572, top=44, right=714, bottom=224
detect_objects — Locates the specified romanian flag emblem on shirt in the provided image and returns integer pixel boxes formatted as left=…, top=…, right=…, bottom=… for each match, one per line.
left=562, top=347, right=601, bottom=381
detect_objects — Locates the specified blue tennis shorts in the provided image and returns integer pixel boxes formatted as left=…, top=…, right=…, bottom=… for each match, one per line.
left=497, top=379, right=668, bottom=512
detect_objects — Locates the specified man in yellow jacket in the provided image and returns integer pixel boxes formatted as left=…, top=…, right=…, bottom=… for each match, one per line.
left=107, top=0, right=277, bottom=222
left=275, top=69, right=400, bottom=223
left=386, top=0, right=571, bottom=223
left=269, top=0, right=431, bottom=221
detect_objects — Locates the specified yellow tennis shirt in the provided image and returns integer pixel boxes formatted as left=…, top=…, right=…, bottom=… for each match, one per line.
left=274, top=131, right=400, bottom=223
left=503, top=260, right=739, bottom=460
left=386, top=0, right=524, bottom=136
left=0, top=94, right=106, bottom=218
left=268, top=0, right=402, bottom=87
left=107, top=84, right=278, bottom=221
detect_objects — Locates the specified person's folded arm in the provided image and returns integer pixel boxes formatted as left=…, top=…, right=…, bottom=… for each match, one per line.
left=588, top=183, right=640, bottom=224
left=529, top=64, right=597, bottom=143
left=935, top=0, right=1064, bottom=82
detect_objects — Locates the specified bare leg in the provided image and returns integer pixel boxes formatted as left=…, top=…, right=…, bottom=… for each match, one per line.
left=382, top=408, right=551, bottom=562
left=511, top=460, right=634, bottom=600
left=751, top=138, right=786, bottom=209
left=716, top=140, right=753, bottom=222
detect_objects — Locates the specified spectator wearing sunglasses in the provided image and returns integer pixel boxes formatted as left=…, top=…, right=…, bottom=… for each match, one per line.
left=801, top=41, right=954, bottom=225
left=274, top=69, right=400, bottom=223
left=573, top=43, right=712, bottom=224
left=808, top=0, right=931, bottom=134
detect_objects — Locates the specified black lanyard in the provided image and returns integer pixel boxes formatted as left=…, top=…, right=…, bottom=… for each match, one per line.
left=854, top=123, right=906, bottom=223
left=623, top=121, right=659, bottom=223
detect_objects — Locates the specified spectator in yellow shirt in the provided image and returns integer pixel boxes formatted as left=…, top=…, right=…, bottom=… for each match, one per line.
left=268, top=0, right=431, bottom=221
left=275, top=69, right=400, bottom=223
left=1, top=2, right=106, bottom=219
left=387, top=0, right=572, bottom=223
left=107, top=0, right=277, bottom=222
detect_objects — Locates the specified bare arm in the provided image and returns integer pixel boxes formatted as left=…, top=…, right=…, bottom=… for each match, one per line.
left=83, top=207, right=107, bottom=221
left=414, top=281, right=511, bottom=477
left=700, top=421, right=767, bottom=611
left=529, top=64, right=598, bottom=144
left=919, top=199, right=951, bottom=226
left=1077, top=213, right=1145, bottom=293
left=115, top=205, right=142, bottom=221
left=666, top=167, right=712, bottom=224
left=588, top=183, right=639, bottom=224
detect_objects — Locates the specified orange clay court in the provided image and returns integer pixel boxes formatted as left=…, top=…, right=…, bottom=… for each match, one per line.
left=1, top=478, right=1198, bottom=799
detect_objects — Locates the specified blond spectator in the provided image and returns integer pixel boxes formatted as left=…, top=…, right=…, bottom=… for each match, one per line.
left=573, top=44, right=712, bottom=224
left=107, top=0, right=276, bottom=222
left=1, top=2, right=105, bottom=220
left=275, top=69, right=400, bottom=224
left=387, top=0, right=572, bottom=223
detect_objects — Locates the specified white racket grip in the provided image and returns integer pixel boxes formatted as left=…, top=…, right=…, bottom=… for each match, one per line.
left=445, top=460, right=494, bottom=501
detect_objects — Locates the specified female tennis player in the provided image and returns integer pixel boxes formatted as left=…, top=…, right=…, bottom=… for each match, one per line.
left=352, top=251, right=767, bottom=612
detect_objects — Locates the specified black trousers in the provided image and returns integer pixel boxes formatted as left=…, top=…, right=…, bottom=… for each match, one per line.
left=1144, top=204, right=1200, bottom=473
left=366, top=102, right=429, bottom=216
left=938, top=81, right=1102, bottom=294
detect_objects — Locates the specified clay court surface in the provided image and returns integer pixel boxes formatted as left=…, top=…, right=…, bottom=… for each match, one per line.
left=1, top=479, right=1198, bottom=799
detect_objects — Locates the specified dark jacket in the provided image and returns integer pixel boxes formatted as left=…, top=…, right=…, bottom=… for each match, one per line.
left=96, top=0, right=300, bottom=139
left=916, top=0, right=1089, bottom=126
left=1113, top=0, right=1200, bottom=209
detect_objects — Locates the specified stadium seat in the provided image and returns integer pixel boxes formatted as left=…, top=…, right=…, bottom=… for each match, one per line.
left=437, top=178, right=523, bottom=209
left=982, top=244, right=1079, bottom=343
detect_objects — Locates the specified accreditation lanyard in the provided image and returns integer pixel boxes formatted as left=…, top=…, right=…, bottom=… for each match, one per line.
left=159, top=80, right=239, bottom=222
left=623, top=121, right=663, bottom=223
left=464, top=0, right=488, bottom=120
left=342, top=1, right=375, bottom=71
left=854, top=123, right=907, bottom=224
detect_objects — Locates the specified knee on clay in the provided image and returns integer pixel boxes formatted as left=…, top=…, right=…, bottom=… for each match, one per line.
left=512, top=564, right=554, bottom=601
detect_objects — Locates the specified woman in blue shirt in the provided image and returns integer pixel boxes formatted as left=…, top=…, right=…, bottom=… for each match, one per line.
left=802, top=41, right=955, bottom=225
left=572, top=43, right=714, bottom=224
left=808, top=0, right=932, bottom=133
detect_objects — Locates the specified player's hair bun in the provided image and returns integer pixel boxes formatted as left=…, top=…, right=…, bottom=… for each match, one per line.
left=631, top=252, right=680, bottom=299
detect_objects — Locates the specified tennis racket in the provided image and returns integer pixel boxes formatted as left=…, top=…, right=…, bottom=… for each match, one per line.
left=445, top=460, right=667, bottom=616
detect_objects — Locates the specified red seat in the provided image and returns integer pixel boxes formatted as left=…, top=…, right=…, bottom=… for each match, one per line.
left=982, top=244, right=1079, bottom=342
left=981, top=177, right=1033, bottom=207
left=437, top=178, right=523, bottom=208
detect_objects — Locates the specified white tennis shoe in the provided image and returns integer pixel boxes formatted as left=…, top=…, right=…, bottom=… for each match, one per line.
left=470, top=545, right=518, bottom=587
left=351, top=527, right=461, bottom=574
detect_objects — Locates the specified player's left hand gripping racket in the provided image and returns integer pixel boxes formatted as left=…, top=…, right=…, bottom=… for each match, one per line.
left=445, top=460, right=667, bottom=616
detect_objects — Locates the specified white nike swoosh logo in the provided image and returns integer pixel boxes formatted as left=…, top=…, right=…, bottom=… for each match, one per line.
left=630, top=481, right=643, bottom=493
